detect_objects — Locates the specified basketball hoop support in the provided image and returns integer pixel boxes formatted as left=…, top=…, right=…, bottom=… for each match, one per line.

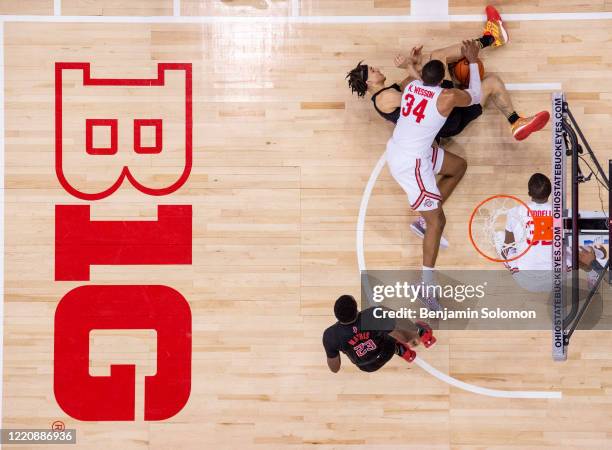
left=551, top=92, right=567, bottom=361
left=551, top=93, right=611, bottom=361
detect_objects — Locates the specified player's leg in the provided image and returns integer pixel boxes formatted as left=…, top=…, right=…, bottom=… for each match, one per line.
left=389, top=329, right=420, bottom=347
left=426, top=40, right=487, bottom=80
left=420, top=207, right=446, bottom=268
left=398, top=155, right=448, bottom=310
left=416, top=148, right=464, bottom=261
left=434, top=148, right=467, bottom=204
left=424, top=5, right=508, bottom=67
left=427, top=43, right=468, bottom=67
left=480, top=73, right=550, bottom=141
left=481, top=73, right=515, bottom=118
left=392, top=339, right=417, bottom=362
left=417, top=209, right=443, bottom=311
left=409, top=147, right=463, bottom=249
left=390, top=322, right=437, bottom=362
left=397, top=321, right=436, bottom=347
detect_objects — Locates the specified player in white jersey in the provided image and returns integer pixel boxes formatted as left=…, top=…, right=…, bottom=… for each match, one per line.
left=386, top=41, right=482, bottom=287
left=501, top=173, right=554, bottom=291
left=502, top=173, right=606, bottom=292
left=504, top=174, right=553, bottom=272
left=346, top=6, right=549, bottom=141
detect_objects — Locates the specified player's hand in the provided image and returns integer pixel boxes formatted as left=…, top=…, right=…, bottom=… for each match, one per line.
left=409, top=45, right=423, bottom=65
left=461, top=39, right=480, bottom=63
left=578, top=246, right=596, bottom=271
left=394, top=54, right=409, bottom=68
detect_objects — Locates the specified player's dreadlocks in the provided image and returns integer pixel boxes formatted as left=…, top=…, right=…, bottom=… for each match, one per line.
left=346, top=61, right=369, bottom=98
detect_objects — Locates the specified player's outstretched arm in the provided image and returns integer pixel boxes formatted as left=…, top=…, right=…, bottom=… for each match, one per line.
left=437, top=41, right=482, bottom=115
left=394, top=49, right=421, bottom=90
left=456, top=40, right=482, bottom=105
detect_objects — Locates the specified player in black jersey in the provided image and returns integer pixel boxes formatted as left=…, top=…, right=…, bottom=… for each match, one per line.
left=322, top=295, right=435, bottom=373
left=364, top=57, right=483, bottom=142
left=345, top=6, right=549, bottom=142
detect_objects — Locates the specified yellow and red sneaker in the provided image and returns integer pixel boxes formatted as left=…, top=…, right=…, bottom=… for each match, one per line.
left=511, top=111, right=550, bottom=141
left=484, top=5, right=509, bottom=47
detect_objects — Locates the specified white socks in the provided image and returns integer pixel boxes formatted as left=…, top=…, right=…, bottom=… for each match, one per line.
left=422, top=265, right=435, bottom=284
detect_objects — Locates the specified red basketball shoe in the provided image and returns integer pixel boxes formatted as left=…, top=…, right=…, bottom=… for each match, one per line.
left=484, top=5, right=508, bottom=47
left=416, top=321, right=437, bottom=348
left=511, top=111, right=551, bottom=141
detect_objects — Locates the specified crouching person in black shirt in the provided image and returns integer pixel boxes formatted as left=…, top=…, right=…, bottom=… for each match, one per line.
left=322, top=295, right=434, bottom=373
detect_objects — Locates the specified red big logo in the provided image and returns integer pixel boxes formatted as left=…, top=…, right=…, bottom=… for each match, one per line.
left=53, top=63, right=193, bottom=421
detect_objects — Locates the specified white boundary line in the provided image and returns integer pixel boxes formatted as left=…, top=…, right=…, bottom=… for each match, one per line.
left=506, top=82, right=562, bottom=91
left=0, top=11, right=610, bottom=24
left=0, top=20, right=4, bottom=443
left=411, top=0, right=449, bottom=18
left=173, top=0, right=180, bottom=18
left=291, top=0, right=300, bottom=17
left=414, top=357, right=562, bottom=398
left=356, top=85, right=563, bottom=397
left=53, top=0, right=61, bottom=17
left=356, top=153, right=386, bottom=272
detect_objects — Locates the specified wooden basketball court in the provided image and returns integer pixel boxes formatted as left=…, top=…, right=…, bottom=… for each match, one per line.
left=2, top=1, right=612, bottom=448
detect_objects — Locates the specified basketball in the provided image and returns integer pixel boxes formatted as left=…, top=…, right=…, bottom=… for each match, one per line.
left=453, top=58, right=485, bottom=87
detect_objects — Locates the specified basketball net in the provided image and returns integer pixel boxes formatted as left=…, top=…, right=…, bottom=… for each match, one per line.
left=469, top=195, right=535, bottom=263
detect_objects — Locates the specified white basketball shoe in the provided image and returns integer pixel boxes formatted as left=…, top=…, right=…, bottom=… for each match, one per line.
left=410, top=217, right=449, bottom=249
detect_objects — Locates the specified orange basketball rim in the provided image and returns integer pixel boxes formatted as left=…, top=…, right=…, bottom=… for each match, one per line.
left=468, top=194, right=538, bottom=263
